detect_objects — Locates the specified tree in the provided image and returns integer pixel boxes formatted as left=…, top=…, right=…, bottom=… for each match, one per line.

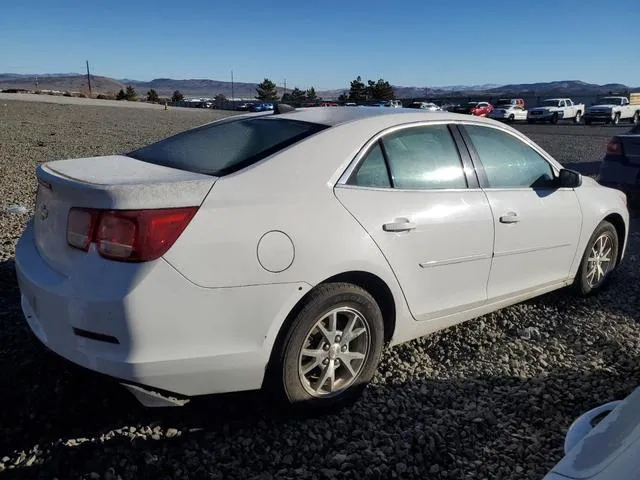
left=255, top=78, right=279, bottom=101
left=146, top=89, right=159, bottom=102
left=366, top=79, right=395, bottom=101
left=348, top=76, right=367, bottom=102
left=306, top=87, right=317, bottom=102
left=214, top=93, right=227, bottom=103
left=281, top=93, right=293, bottom=103
left=290, top=87, right=306, bottom=105
left=116, top=89, right=126, bottom=100
left=172, top=90, right=184, bottom=102
left=125, top=85, right=137, bottom=101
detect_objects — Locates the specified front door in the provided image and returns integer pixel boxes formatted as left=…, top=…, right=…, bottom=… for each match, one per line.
left=460, top=123, right=582, bottom=299
left=335, top=123, right=495, bottom=321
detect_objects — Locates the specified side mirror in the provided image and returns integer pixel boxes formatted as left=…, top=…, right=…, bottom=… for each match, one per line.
left=558, top=168, right=582, bottom=188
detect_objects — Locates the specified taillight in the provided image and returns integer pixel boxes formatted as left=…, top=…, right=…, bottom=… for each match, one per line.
left=66, top=207, right=198, bottom=262
left=67, top=208, right=97, bottom=251
left=606, top=138, right=623, bottom=156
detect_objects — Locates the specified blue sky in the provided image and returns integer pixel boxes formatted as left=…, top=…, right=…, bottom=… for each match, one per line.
left=1, top=0, right=639, bottom=90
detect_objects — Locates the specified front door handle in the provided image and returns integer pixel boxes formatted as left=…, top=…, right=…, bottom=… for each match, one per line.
left=499, top=212, right=519, bottom=224
left=383, top=218, right=416, bottom=232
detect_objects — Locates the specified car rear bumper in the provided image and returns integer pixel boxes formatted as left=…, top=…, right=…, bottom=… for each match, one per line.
left=15, top=221, right=309, bottom=400
left=599, top=159, right=640, bottom=198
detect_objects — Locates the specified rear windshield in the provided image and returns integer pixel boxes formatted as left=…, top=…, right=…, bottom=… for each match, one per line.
left=128, top=116, right=328, bottom=176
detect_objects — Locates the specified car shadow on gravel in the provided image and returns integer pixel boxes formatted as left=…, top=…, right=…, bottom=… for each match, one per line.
left=3, top=249, right=640, bottom=480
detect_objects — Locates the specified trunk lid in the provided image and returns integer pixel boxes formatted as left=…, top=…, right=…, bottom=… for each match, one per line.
left=34, top=155, right=216, bottom=276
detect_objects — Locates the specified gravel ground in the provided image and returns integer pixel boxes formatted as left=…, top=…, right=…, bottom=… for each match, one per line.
left=0, top=100, right=639, bottom=480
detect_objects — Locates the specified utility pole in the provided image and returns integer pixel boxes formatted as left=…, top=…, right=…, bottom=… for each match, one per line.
left=86, top=60, right=92, bottom=96
left=284, top=78, right=287, bottom=96
left=231, top=70, right=234, bottom=101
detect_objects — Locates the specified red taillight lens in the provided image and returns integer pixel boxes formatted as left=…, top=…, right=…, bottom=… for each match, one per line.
left=67, top=207, right=198, bottom=262
left=606, top=138, right=623, bottom=155
left=67, top=208, right=97, bottom=251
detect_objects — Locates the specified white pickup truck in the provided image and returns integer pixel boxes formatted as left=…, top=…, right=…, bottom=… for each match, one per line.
left=527, top=98, right=585, bottom=124
left=584, top=96, right=640, bottom=125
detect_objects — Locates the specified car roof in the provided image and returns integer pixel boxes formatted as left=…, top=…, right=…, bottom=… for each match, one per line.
left=261, top=106, right=485, bottom=127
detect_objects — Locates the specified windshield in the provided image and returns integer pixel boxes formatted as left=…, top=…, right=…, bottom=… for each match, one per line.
left=596, top=97, right=622, bottom=105
left=128, top=116, right=328, bottom=176
left=541, top=100, right=560, bottom=107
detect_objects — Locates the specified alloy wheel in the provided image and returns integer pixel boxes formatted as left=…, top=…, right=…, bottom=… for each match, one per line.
left=586, top=233, right=614, bottom=288
left=298, top=307, right=370, bottom=398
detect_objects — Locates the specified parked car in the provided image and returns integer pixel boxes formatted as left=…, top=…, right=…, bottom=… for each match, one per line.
left=543, top=385, right=640, bottom=479
left=452, top=101, right=493, bottom=116
left=598, top=123, right=640, bottom=206
left=494, top=98, right=526, bottom=109
left=407, top=102, right=442, bottom=111
left=236, top=103, right=253, bottom=111
left=584, top=96, right=640, bottom=125
left=320, top=102, right=339, bottom=107
left=15, top=107, right=629, bottom=411
left=489, top=105, right=528, bottom=123
left=383, top=100, right=403, bottom=108
left=527, top=98, right=585, bottom=124
left=249, top=103, right=274, bottom=112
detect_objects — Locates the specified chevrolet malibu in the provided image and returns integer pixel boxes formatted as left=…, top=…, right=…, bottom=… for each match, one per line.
left=16, top=106, right=629, bottom=411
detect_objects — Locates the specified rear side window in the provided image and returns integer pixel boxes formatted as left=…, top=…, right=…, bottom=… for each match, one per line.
left=350, top=143, right=391, bottom=188
left=348, top=125, right=467, bottom=190
left=128, top=117, right=328, bottom=176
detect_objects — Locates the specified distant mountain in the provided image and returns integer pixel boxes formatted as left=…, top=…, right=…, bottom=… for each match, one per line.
left=1, top=74, right=637, bottom=99
left=484, top=80, right=632, bottom=95
left=0, top=74, right=124, bottom=94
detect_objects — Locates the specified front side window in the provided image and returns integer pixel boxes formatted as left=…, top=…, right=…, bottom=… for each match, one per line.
left=464, top=125, right=555, bottom=189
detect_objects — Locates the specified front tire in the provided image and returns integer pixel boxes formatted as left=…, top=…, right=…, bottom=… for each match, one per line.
left=269, top=283, right=384, bottom=412
left=632, top=111, right=639, bottom=125
left=573, top=221, right=619, bottom=296
left=611, top=113, right=620, bottom=125
left=550, top=113, right=559, bottom=124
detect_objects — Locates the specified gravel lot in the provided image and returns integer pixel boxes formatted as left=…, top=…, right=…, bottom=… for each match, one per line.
left=1, top=99, right=638, bottom=480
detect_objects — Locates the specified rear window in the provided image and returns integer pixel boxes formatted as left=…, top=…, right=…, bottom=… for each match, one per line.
left=128, top=116, right=328, bottom=176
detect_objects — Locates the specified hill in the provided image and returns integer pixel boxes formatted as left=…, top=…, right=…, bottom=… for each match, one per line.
left=1, top=74, right=638, bottom=99
left=0, top=74, right=124, bottom=94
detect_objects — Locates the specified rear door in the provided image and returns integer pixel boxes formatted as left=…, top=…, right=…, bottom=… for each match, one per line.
left=335, top=122, right=494, bottom=321
left=459, top=123, right=582, bottom=300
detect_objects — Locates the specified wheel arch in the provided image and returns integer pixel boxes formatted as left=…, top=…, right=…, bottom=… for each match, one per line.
left=262, top=270, right=398, bottom=387
left=603, top=212, right=626, bottom=264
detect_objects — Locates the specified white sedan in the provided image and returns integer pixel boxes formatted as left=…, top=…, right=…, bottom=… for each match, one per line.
left=489, top=105, right=528, bottom=122
left=15, top=106, right=629, bottom=411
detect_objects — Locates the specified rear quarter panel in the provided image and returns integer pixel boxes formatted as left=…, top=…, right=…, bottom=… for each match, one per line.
left=161, top=117, right=421, bottom=341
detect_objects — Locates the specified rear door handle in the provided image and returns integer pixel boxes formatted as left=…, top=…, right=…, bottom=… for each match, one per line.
left=499, top=212, right=519, bottom=224
left=383, top=218, right=416, bottom=232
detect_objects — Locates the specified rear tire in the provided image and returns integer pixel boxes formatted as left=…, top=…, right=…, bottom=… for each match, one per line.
left=574, top=111, right=582, bottom=124
left=632, top=111, right=639, bottom=125
left=267, top=283, right=384, bottom=413
left=573, top=221, right=619, bottom=296
left=508, top=114, right=515, bottom=123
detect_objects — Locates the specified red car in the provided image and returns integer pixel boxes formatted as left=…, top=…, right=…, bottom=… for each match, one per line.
left=452, top=101, right=494, bottom=117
